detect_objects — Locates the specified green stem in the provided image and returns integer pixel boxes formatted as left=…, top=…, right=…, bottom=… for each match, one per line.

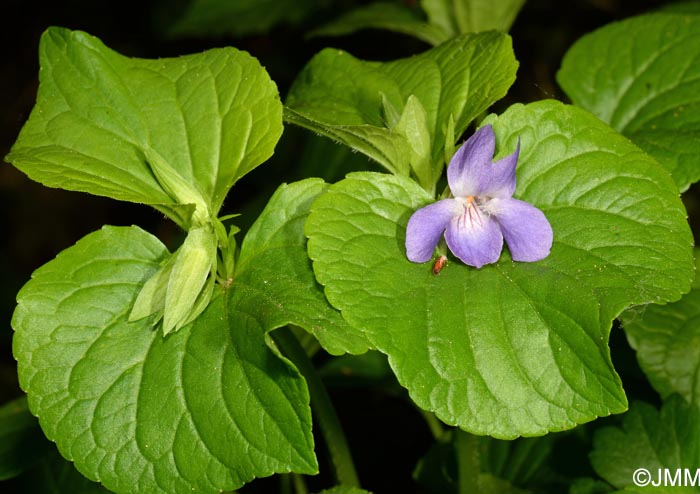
left=292, top=473, right=308, bottom=494
left=275, top=328, right=361, bottom=488
left=280, top=473, right=292, bottom=494
left=455, top=429, right=481, bottom=494
left=417, top=408, right=446, bottom=441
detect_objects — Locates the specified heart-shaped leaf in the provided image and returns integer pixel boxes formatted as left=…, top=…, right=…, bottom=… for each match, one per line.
left=6, top=28, right=282, bottom=228
left=621, top=251, right=700, bottom=405
left=235, top=178, right=371, bottom=355
left=13, top=226, right=317, bottom=494
left=309, top=0, right=526, bottom=47
left=308, top=2, right=448, bottom=46
left=590, top=396, right=700, bottom=492
left=305, top=100, right=693, bottom=438
left=557, top=13, right=700, bottom=192
left=285, top=31, right=517, bottom=186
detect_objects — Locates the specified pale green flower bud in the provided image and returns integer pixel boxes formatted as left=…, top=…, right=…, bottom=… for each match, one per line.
left=395, top=95, right=433, bottom=193
left=144, top=149, right=210, bottom=228
left=163, top=225, right=217, bottom=334
left=130, top=224, right=218, bottom=335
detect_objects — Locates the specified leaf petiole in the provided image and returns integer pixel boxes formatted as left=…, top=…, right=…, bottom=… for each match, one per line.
left=274, top=328, right=361, bottom=489
left=455, top=429, right=481, bottom=494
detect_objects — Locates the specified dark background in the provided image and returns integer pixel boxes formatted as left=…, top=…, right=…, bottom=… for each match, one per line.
left=0, top=1, right=693, bottom=492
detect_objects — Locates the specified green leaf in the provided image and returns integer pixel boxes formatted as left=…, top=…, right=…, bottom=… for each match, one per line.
left=557, top=13, right=700, bottom=192
left=236, top=179, right=371, bottom=355
left=0, top=396, right=52, bottom=479
left=590, top=396, right=700, bottom=492
left=164, top=0, right=320, bottom=37
left=308, top=2, right=448, bottom=46
left=421, top=0, right=526, bottom=36
left=6, top=27, right=282, bottom=227
left=621, top=251, right=700, bottom=405
left=285, top=31, right=517, bottom=179
left=481, top=101, right=693, bottom=320
left=13, top=225, right=317, bottom=494
left=305, top=100, right=694, bottom=438
left=307, top=0, right=526, bottom=45
left=283, top=106, right=411, bottom=178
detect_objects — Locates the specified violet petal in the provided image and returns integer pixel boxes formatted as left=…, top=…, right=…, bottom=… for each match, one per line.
left=447, top=125, right=495, bottom=198
left=444, top=205, right=503, bottom=268
left=481, top=138, right=519, bottom=198
left=488, top=197, right=553, bottom=262
left=406, top=199, right=460, bottom=263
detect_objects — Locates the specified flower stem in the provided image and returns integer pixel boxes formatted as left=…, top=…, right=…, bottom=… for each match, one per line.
left=455, top=429, right=481, bottom=494
left=274, top=328, right=361, bottom=488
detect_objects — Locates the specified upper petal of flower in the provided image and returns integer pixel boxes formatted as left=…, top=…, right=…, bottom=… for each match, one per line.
left=406, top=198, right=460, bottom=262
left=480, top=138, right=519, bottom=199
left=444, top=203, right=503, bottom=268
left=486, top=197, right=553, bottom=262
left=447, top=125, right=496, bottom=198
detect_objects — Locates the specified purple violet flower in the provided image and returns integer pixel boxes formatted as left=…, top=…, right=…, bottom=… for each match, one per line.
left=405, top=124, right=553, bottom=269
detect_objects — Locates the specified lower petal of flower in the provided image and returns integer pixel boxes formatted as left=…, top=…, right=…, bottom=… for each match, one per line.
left=488, top=197, right=553, bottom=262
left=445, top=208, right=503, bottom=268
left=406, top=198, right=460, bottom=263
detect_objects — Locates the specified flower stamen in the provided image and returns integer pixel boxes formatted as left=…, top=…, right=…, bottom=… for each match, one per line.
left=463, top=195, right=483, bottom=228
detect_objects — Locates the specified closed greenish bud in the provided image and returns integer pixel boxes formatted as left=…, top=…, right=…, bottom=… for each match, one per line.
left=129, top=224, right=218, bottom=335
left=128, top=252, right=176, bottom=324
left=395, top=95, right=434, bottom=194
left=443, top=114, right=456, bottom=168
left=163, top=225, right=217, bottom=335
left=144, top=149, right=210, bottom=228
left=380, top=92, right=402, bottom=130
